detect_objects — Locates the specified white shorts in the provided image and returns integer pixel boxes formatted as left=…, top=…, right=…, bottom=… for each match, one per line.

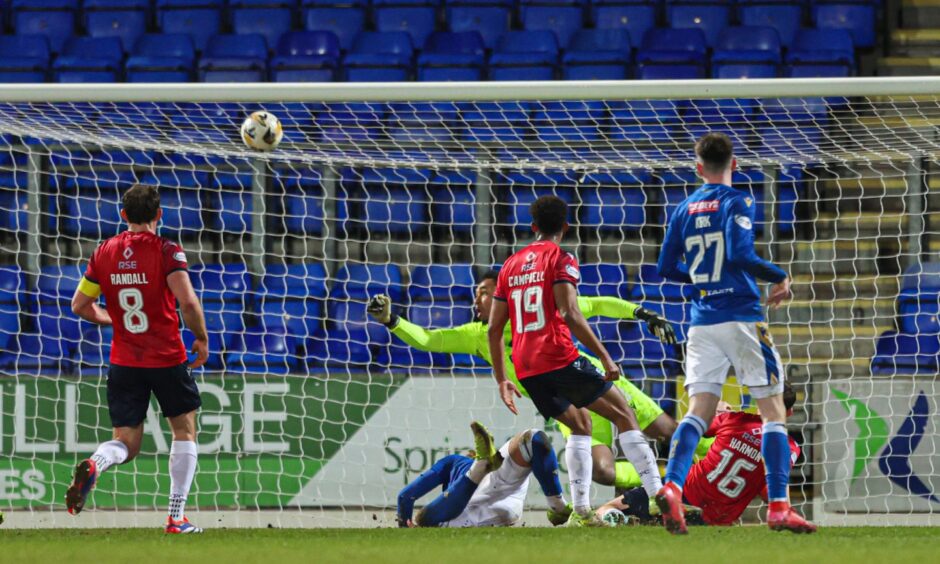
left=444, top=441, right=530, bottom=528
left=685, top=321, right=785, bottom=400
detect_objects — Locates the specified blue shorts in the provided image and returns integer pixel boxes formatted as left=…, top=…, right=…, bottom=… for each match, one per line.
left=519, top=356, right=613, bottom=419
left=107, top=363, right=202, bottom=427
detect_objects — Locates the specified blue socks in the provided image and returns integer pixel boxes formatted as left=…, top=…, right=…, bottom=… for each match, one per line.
left=664, top=415, right=707, bottom=489
left=761, top=421, right=790, bottom=502
left=416, top=472, right=478, bottom=526
left=529, top=431, right=563, bottom=498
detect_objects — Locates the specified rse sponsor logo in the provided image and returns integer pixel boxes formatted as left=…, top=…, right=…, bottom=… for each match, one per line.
left=735, top=215, right=752, bottom=230
left=117, top=261, right=137, bottom=270
left=689, top=200, right=720, bottom=214
left=565, top=264, right=580, bottom=280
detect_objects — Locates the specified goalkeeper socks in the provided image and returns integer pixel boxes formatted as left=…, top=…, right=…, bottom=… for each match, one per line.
left=168, top=440, right=198, bottom=521
left=89, top=440, right=128, bottom=474
left=565, top=434, right=593, bottom=514
left=761, top=422, right=791, bottom=502
left=528, top=430, right=565, bottom=505
left=614, top=461, right=642, bottom=490
left=418, top=473, right=478, bottom=526
left=664, top=414, right=707, bottom=490
left=694, top=436, right=716, bottom=460
left=618, top=430, right=663, bottom=497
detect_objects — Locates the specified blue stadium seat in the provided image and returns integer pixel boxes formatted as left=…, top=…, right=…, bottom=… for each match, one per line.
left=77, top=326, right=113, bottom=375
left=533, top=100, right=605, bottom=143
left=637, top=64, right=706, bottom=79
left=562, top=29, right=632, bottom=80
left=388, top=301, right=475, bottom=368
left=898, top=263, right=940, bottom=334
left=373, top=1, right=437, bottom=48
left=636, top=27, right=707, bottom=78
left=225, top=323, right=299, bottom=374
left=0, top=334, right=74, bottom=375
left=312, top=299, right=390, bottom=367
left=813, top=2, right=875, bottom=49
left=304, top=6, right=364, bottom=51
left=262, top=262, right=329, bottom=298
left=316, top=102, right=386, bottom=142
left=344, top=31, right=413, bottom=82
left=579, top=171, right=647, bottom=234
left=785, top=28, right=854, bottom=75
left=711, top=26, right=781, bottom=79
left=666, top=1, right=731, bottom=47
left=579, top=263, right=629, bottom=298
left=592, top=2, right=655, bottom=45
left=277, top=169, right=326, bottom=235
left=630, top=263, right=695, bottom=301
left=0, top=34, right=50, bottom=82
left=489, top=30, right=559, bottom=81
left=871, top=330, right=940, bottom=376
left=12, top=0, right=75, bottom=53
left=53, top=36, right=123, bottom=83
left=460, top=101, right=532, bottom=143
left=83, top=0, right=148, bottom=53
left=387, top=101, right=458, bottom=142
left=156, top=0, right=222, bottom=53
left=737, top=2, right=803, bottom=49
left=520, top=4, right=583, bottom=47
left=333, top=263, right=404, bottom=301
left=37, top=264, right=84, bottom=302
left=271, top=31, right=340, bottom=82
left=410, top=264, right=476, bottom=302
left=58, top=185, right=127, bottom=238
left=0, top=310, right=19, bottom=354
left=345, top=167, right=430, bottom=235
left=430, top=170, right=476, bottom=232
left=0, top=265, right=25, bottom=312
left=447, top=5, right=510, bottom=49
left=640, top=300, right=691, bottom=341
left=158, top=187, right=204, bottom=239
left=208, top=174, right=253, bottom=233
left=499, top=172, right=575, bottom=229
left=900, top=262, right=940, bottom=296
left=125, top=33, right=196, bottom=82
left=619, top=320, right=681, bottom=378
left=231, top=0, right=293, bottom=52
left=417, top=31, right=485, bottom=82
left=198, top=34, right=268, bottom=82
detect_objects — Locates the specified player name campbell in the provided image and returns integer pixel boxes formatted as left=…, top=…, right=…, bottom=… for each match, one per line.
left=508, top=271, right=545, bottom=287
left=109, top=272, right=150, bottom=285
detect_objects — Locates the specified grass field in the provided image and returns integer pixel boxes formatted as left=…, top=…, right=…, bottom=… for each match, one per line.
left=0, top=527, right=937, bottom=564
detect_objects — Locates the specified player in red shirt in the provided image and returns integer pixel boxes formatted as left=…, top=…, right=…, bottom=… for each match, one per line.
left=597, top=383, right=803, bottom=527
left=66, top=184, right=209, bottom=534
left=487, top=195, right=667, bottom=526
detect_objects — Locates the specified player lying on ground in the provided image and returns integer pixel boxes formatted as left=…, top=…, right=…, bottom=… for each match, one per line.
left=487, top=195, right=664, bottom=527
left=597, top=385, right=802, bottom=527
left=67, top=184, right=209, bottom=534
left=397, top=422, right=572, bottom=527
left=654, top=132, right=815, bottom=535
left=369, top=274, right=713, bottom=493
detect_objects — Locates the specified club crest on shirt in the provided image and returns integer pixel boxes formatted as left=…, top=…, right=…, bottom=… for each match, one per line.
left=123, top=247, right=133, bottom=259
left=565, top=264, right=580, bottom=280
left=173, top=252, right=186, bottom=262
left=525, top=252, right=536, bottom=262
left=745, top=197, right=753, bottom=207
left=735, top=215, right=752, bottom=230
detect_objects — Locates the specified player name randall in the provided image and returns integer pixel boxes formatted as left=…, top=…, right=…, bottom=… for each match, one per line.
left=507, top=271, right=545, bottom=287
left=109, top=272, right=150, bottom=285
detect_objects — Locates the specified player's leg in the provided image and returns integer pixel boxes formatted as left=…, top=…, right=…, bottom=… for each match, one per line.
left=643, top=413, right=716, bottom=459
left=735, top=323, right=815, bottom=533
left=553, top=405, right=595, bottom=521
left=66, top=364, right=148, bottom=515
left=557, top=410, right=621, bottom=487
left=416, top=422, right=499, bottom=527
left=509, top=429, right=570, bottom=525
left=152, top=364, right=203, bottom=534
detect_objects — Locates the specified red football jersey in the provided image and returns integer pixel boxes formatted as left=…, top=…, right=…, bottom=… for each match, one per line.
left=683, top=411, right=800, bottom=526
left=493, top=240, right=582, bottom=379
left=84, top=231, right=189, bottom=368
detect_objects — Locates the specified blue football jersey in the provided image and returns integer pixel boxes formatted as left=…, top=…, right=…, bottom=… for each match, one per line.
left=657, top=183, right=787, bottom=326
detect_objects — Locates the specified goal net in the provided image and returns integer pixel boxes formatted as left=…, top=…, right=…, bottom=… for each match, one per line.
left=0, top=79, right=938, bottom=527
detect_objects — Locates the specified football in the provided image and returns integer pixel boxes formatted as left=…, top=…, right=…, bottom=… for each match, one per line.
left=240, top=111, right=283, bottom=151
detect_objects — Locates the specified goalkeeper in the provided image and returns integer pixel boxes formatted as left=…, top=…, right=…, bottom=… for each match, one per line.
left=369, top=270, right=713, bottom=497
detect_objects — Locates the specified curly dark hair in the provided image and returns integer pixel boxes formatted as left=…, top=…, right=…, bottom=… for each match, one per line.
left=530, top=195, right=569, bottom=236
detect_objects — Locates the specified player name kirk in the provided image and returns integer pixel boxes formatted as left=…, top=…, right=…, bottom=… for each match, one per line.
left=507, top=271, right=545, bottom=287
left=109, top=272, right=150, bottom=285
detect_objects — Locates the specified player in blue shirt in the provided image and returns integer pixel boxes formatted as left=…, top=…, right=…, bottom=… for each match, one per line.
left=653, top=133, right=816, bottom=535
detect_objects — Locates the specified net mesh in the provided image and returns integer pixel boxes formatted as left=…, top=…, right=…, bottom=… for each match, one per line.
left=0, top=88, right=938, bottom=526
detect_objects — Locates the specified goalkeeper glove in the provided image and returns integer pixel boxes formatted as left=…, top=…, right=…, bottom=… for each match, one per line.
left=367, top=294, right=397, bottom=326
left=635, top=307, right=678, bottom=345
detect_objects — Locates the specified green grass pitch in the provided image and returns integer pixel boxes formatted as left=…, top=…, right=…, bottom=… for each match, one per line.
left=1, top=527, right=937, bottom=563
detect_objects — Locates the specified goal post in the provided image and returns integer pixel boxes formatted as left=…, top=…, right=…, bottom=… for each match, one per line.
left=0, top=77, right=939, bottom=528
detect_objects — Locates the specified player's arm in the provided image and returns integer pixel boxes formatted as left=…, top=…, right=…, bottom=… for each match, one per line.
left=71, top=279, right=112, bottom=325
left=724, top=197, right=791, bottom=307
left=368, top=295, right=479, bottom=355
left=396, top=457, right=452, bottom=527
left=578, top=296, right=677, bottom=344
left=656, top=216, right=693, bottom=284
left=554, top=282, right=621, bottom=381
left=487, top=296, right=522, bottom=414
left=167, top=270, right=209, bottom=369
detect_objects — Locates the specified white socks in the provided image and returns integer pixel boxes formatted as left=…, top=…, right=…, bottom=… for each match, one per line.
left=90, top=440, right=128, bottom=474
left=546, top=495, right=568, bottom=513
left=466, top=459, right=489, bottom=484
left=565, top=434, right=593, bottom=515
left=618, top=430, right=663, bottom=497
left=169, top=440, right=198, bottom=521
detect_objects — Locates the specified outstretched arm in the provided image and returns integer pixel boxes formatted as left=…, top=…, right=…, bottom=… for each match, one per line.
left=396, top=457, right=454, bottom=526
left=369, top=295, right=481, bottom=355
left=554, top=282, right=621, bottom=381
left=578, top=296, right=676, bottom=344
